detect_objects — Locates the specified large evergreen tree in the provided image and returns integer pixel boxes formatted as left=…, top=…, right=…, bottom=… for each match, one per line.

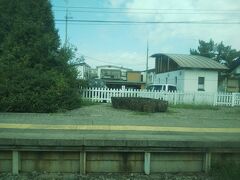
left=190, top=39, right=240, bottom=65
left=190, top=39, right=215, bottom=58
left=0, top=0, right=81, bottom=112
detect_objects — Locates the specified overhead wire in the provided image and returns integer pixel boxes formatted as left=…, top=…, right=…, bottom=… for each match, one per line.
left=76, top=53, right=145, bottom=67
left=55, top=19, right=240, bottom=25
left=52, top=5, right=240, bottom=12
left=53, top=9, right=240, bottom=15
left=53, top=8, right=240, bottom=26
left=53, top=5, right=239, bottom=70
left=52, top=5, right=240, bottom=26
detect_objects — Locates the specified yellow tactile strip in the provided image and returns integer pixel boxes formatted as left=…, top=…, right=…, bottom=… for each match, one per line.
left=0, top=123, right=240, bottom=133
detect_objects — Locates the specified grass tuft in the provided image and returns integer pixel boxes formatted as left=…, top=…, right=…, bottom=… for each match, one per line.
left=132, top=111, right=152, bottom=116
left=81, top=100, right=99, bottom=107
left=169, top=104, right=219, bottom=110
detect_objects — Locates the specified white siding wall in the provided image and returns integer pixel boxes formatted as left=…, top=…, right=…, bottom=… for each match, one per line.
left=141, top=72, right=146, bottom=82
left=154, top=70, right=184, bottom=92
left=144, top=72, right=156, bottom=85
left=77, top=66, right=84, bottom=79
left=183, top=70, right=218, bottom=93
left=154, top=69, right=218, bottom=92
left=77, top=65, right=91, bottom=80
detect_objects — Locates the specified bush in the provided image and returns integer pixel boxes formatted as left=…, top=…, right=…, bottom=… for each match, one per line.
left=111, top=97, right=168, bottom=113
left=0, top=0, right=82, bottom=112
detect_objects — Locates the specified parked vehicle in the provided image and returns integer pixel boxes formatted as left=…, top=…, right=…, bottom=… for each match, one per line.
left=146, top=84, right=177, bottom=92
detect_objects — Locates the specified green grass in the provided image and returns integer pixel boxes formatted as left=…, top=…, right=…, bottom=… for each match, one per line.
left=169, top=104, right=219, bottom=110
left=227, top=107, right=240, bottom=114
left=132, top=111, right=152, bottom=116
left=167, top=109, right=178, bottom=114
left=81, top=100, right=99, bottom=107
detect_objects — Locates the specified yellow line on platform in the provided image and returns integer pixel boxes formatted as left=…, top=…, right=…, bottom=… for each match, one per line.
left=0, top=123, right=240, bottom=133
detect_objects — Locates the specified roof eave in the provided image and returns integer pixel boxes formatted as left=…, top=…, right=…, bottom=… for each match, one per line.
left=182, top=67, right=229, bottom=71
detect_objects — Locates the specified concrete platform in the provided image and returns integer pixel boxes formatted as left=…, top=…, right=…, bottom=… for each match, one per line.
left=0, top=104, right=240, bottom=174
left=0, top=104, right=239, bottom=151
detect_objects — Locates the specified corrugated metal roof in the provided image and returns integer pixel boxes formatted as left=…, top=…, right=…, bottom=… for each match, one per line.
left=151, top=53, right=228, bottom=70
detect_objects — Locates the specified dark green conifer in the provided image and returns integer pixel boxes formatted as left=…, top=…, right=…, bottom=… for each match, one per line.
left=0, top=0, right=81, bottom=112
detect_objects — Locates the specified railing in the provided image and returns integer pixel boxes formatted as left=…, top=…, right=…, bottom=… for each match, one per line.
left=81, top=87, right=240, bottom=107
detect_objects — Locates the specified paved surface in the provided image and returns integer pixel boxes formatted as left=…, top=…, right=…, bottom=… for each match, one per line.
left=0, top=104, right=240, bottom=149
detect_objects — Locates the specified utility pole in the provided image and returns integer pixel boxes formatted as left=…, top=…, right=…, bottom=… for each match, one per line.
left=64, top=0, right=69, bottom=46
left=145, top=40, right=149, bottom=85
left=64, top=7, right=73, bottom=46
left=64, top=8, right=68, bottom=46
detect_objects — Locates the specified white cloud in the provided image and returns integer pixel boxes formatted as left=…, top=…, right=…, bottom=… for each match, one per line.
left=124, top=0, right=240, bottom=50
left=78, top=0, right=240, bottom=71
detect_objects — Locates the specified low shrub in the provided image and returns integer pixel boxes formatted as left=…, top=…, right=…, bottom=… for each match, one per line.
left=111, top=97, right=168, bottom=113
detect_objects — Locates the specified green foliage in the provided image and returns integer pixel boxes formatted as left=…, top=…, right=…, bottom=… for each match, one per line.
left=0, top=0, right=81, bottom=112
left=111, top=97, right=168, bottom=113
left=211, top=162, right=240, bottom=180
left=190, top=39, right=215, bottom=58
left=78, top=79, right=89, bottom=88
left=190, top=39, right=240, bottom=65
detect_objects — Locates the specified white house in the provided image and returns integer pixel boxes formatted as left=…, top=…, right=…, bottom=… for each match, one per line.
left=75, top=62, right=91, bottom=80
left=230, top=57, right=240, bottom=76
left=151, top=53, right=228, bottom=92
left=96, top=65, right=132, bottom=81
left=141, top=68, right=155, bottom=86
left=224, top=57, right=240, bottom=92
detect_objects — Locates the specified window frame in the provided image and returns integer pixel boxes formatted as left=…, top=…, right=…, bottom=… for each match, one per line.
left=198, top=77, right=205, bottom=91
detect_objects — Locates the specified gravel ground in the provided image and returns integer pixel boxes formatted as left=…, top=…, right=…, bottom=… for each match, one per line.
left=0, top=172, right=211, bottom=180
left=1, top=103, right=239, bottom=129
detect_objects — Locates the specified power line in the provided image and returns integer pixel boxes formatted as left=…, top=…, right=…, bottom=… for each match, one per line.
left=52, top=5, right=240, bottom=12
left=77, top=54, right=145, bottom=67
left=53, top=9, right=240, bottom=15
left=84, top=55, right=122, bottom=65
left=55, top=19, right=240, bottom=25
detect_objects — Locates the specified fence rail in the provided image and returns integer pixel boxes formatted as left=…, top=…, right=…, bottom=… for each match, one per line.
left=81, top=88, right=240, bottom=107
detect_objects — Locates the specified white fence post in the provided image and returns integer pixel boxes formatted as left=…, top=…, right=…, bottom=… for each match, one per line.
left=231, top=93, right=236, bottom=107
left=174, top=92, right=177, bottom=105
left=80, top=88, right=240, bottom=107
left=213, top=93, right=217, bottom=106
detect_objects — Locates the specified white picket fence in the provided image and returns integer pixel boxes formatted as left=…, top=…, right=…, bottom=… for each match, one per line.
left=81, top=88, right=240, bottom=107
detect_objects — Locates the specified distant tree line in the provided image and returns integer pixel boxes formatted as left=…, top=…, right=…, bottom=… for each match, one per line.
left=0, top=0, right=82, bottom=112
left=190, top=39, right=240, bottom=66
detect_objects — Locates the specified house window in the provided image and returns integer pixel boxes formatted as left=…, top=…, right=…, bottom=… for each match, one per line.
left=198, top=77, right=205, bottom=91
left=158, top=78, right=161, bottom=83
left=166, top=77, right=168, bottom=84
left=175, top=77, right=177, bottom=85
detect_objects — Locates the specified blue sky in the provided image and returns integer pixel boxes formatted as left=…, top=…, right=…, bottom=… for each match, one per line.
left=51, top=0, right=240, bottom=70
